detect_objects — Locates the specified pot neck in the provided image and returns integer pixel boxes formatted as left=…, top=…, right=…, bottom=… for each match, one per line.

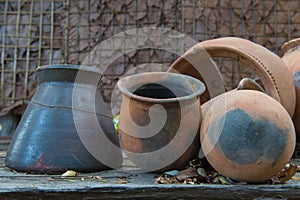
left=37, top=65, right=102, bottom=85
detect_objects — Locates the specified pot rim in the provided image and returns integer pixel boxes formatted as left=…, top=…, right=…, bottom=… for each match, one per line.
left=117, top=72, right=206, bottom=103
left=37, top=64, right=102, bottom=74
left=281, top=38, right=300, bottom=54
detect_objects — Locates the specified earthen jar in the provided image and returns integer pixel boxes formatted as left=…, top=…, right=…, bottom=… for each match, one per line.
left=118, top=72, right=205, bottom=172
left=200, top=90, right=295, bottom=182
left=5, top=65, right=123, bottom=173
left=281, top=38, right=300, bottom=140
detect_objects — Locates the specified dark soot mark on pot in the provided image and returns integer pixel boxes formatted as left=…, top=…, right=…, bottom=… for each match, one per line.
left=209, top=108, right=288, bottom=166
left=133, top=83, right=188, bottom=99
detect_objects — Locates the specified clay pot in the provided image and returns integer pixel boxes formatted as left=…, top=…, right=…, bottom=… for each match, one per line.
left=169, top=37, right=296, bottom=117
left=200, top=90, right=295, bottom=182
left=117, top=72, right=205, bottom=172
left=281, top=38, right=300, bottom=140
left=5, top=64, right=122, bottom=173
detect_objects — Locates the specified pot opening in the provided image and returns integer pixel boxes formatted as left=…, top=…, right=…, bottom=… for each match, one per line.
left=133, top=83, right=189, bottom=99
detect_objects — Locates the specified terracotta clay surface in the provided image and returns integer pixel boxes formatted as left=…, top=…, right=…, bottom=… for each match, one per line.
left=200, top=90, right=295, bottom=182
left=281, top=38, right=300, bottom=140
left=169, top=37, right=296, bottom=117
left=236, top=78, right=265, bottom=93
left=201, top=78, right=265, bottom=115
left=167, top=42, right=225, bottom=104
left=118, top=72, right=205, bottom=172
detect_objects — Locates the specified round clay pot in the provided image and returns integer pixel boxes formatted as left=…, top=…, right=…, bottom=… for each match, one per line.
left=169, top=37, right=296, bottom=117
left=200, top=90, right=295, bottom=182
left=281, top=38, right=300, bottom=140
left=5, top=64, right=122, bottom=173
left=118, top=72, right=205, bottom=172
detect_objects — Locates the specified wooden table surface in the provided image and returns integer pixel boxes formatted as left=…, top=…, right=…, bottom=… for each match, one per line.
left=1, top=151, right=300, bottom=200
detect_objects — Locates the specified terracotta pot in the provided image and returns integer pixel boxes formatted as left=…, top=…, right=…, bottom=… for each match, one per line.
left=169, top=37, right=296, bottom=117
left=200, top=90, right=295, bottom=182
left=281, top=38, right=300, bottom=140
left=5, top=64, right=122, bottom=173
left=118, top=72, right=205, bottom=172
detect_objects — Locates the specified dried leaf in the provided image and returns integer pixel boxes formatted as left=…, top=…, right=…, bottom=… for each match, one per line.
left=211, top=177, right=220, bottom=184
left=286, top=164, right=298, bottom=177
left=176, top=167, right=199, bottom=182
left=208, top=172, right=219, bottom=184
left=95, top=176, right=104, bottom=181
left=155, top=176, right=171, bottom=184
left=183, top=178, right=194, bottom=184
left=86, top=175, right=106, bottom=182
left=115, top=180, right=128, bottom=184
left=61, top=170, right=78, bottom=177
left=269, top=163, right=297, bottom=184
left=197, top=168, right=207, bottom=177
left=155, top=174, right=178, bottom=184
left=218, top=176, right=234, bottom=185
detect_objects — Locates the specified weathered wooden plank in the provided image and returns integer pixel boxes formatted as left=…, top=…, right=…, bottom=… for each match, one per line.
left=0, top=150, right=300, bottom=199
left=1, top=183, right=300, bottom=200
left=1, top=168, right=300, bottom=199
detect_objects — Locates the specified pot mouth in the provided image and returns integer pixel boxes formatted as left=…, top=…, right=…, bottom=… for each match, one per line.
left=37, top=64, right=102, bottom=74
left=37, top=64, right=102, bottom=84
left=281, top=38, right=300, bottom=54
left=117, top=72, right=206, bottom=103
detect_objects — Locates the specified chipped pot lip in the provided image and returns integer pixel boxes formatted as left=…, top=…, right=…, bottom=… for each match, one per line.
left=117, top=72, right=206, bottom=104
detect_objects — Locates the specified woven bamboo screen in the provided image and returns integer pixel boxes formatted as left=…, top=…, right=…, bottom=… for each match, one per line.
left=0, top=0, right=300, bottom=116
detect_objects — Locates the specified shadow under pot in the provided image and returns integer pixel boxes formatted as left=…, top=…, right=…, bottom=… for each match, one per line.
left=5, top=64, right=123, bottom=173
left=117, top=72, right=205, bottom=172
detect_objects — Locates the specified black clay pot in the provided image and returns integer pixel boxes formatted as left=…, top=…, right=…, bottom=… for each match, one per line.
left=5, top=64, right=122, bottom=173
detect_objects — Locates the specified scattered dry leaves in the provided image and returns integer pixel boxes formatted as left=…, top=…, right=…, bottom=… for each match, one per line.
left=155, top=159, right=299, bottom=185
left=268, top=163, right=298, bottom=184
